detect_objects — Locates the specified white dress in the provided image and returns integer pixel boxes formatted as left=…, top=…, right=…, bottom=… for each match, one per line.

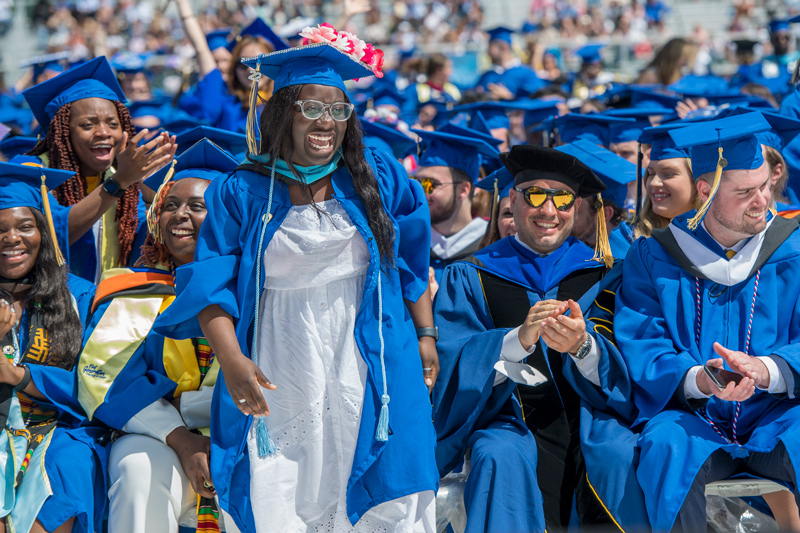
left=247, top=199, right=435, bottom=533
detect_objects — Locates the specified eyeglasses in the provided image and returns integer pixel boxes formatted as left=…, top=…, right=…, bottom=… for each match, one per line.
left=294, top=100, right=355, bottom=122
left=514, top=186, right=577, bottom=211
left=417, top=177, right=455, bottom=195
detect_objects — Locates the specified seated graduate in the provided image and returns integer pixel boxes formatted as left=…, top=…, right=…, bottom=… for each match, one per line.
left=432, top=145, right=625, bottom=532
left=151, top=28, right=438, bottom=532
left=22, top=57, right=176, bottom=282
left=614, top=111, right=800, bottom=532
left=412, top=126, right=502, bottom=283
left=476, top=167, right=516, bottom=249
left=0, top=161, right=103, bottom=533
left=76, top=140, right=240, bottom=533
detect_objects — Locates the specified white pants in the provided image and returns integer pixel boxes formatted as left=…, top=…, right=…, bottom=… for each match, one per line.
left=108, top=434, right=240, bottom=533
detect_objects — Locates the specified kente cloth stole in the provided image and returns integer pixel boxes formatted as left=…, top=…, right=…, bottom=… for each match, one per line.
left=195, top=338, right=215, bottom=384
left=194, top=337, right=220, bottom=532
left=2, top=306, right=58, bottom=485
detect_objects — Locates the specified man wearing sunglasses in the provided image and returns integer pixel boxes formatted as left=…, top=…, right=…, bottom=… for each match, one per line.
left=432, top=145, right=624, bottom=532
left=412, top=127, right=503, bottom=285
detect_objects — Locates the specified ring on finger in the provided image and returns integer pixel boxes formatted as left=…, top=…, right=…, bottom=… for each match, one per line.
left=422, top=367, right=432, bottom=372
left=238, top=398, right=247, bottom=404
left=203, top=479, right=214, bottom=489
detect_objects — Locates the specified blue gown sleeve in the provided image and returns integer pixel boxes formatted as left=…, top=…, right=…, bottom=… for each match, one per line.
left=613, top=239, right=697, bottom=421
left=27, top=365, right=86, bottom=421
left=154, top=173, right=245, bottom=339
left=177, top=69, right=233, bottom=129
left=371, top=148, right=431, bottom=302
left=431, top=262, right=517, bottom=475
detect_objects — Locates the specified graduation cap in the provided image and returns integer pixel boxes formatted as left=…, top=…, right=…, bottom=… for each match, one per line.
left=413, top=128, right=502, bottom=179
left=575, top=44, right=605, bottom=64
left=438, top=121, right=503, bottom=147
left=369, top=85, right=407, bottom=110
left=629, top=87, right=682, bottom=109
left=476, top=166, right=514, bottom=198
left=733, top=39, right=760, bottom=56
left=522, top=99, right=562, bottom=132
left=668, top=74, right=730, bottom=96
left=206, top=29, right=232, bottom=51
left=604, top=107, right=676, bottom=143
left=144, top=139, right=239, bottom=242
left=501, top=144, right=612, bottom=266
left=111, top=52, right=150, bottom=76
left=555, top=113, right=635, bottom=147
left=20, top=51, right=70, bottom=82
left=639, top=123, right=692, bottom=160
left=669, top=111, right=772, bottom=229
left=486, top=26, right=514, bottom=44
left=23, top=56, right=126, bottom=133
left=227, top=18, right=289, bottom=53
left=0, top=136, right=38, bottom=159
left=711, top=107, right=800, bottom=152
left=175, top=126, right=247, bottom=158
left=360, top=118, right=417, bottom=159
left=0, top=156, right=76, bottom=265
left=556, top=139, right=636, bottom=207
left=769, top=19, right=791, bottom=33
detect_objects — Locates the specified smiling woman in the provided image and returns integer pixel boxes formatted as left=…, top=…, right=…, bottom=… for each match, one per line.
left=22, top=57, right=176, bottom=282
left=152, top=26, right=439, bottom=533
left=0, top=161, right=103, bottom=533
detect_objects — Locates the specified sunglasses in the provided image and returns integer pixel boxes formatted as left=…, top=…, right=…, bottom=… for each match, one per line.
left=515, top=186, right=577, bottom=211
left=417, top=177, right=455, bottom=195
left=294, top=100, right=355, bottom=122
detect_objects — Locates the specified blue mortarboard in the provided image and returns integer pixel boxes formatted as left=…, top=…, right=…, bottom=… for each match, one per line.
left=476, top=166, right=514, bottom=198
left=605, top=107, right=677, bottom=143
left=668, top=74, right=730, bottom=96
left=520, top=21, right=538, bottom=34
left=522, top=100, right=562, bottom=131
left=23, top=56, right=126, bottom=133
left=413, top=128, right=502, bottom=179
left=111, top=52, right=150, bottom=75
left=575, top=44, right=605, bottom=64
left=20, top=51, right=69, bottom=81
left=712, top=107, right=800, bottom=152
left=360, top=118, right=417, bottom=159
left=769, top=19, right=791, bottom=33
left=242, top=43, right=376, bottom=94
left=0, top=156, right=74, bottom=212
left=0, top=136, right=38, bottom=159
left=486, top=26, right=514, bottom=44
left=174, top=126, right=248, bottom=158
left=555, top=113, right=635, bottom=147
left=788, top=14, right=800, bottom=23
left=161, top=116, right=209, bottom=136
left=457, top=100, right=557, bottom=131
left=629, top=87, right=682, bottom=109
left=438, top=121, right=503, bottom=147
left=206, top=29, right=232, bottom=51
left=639, top=123, right=692, bottom=161
left=144, top=139, right=239, bottom=193
left=370, top=86, right=407, bottom=110
left=556, top=139, right=636, bottom=207
left=416, top=99, right=456, bottom=128
left=669, top=112, right=772, bottom=177
left=227, top=18, right=289, bottom=53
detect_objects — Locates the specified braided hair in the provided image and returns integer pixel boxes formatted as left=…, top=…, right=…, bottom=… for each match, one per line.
left=28, top=101, right=140, bottom=266
left=134, top=181, right=175, bottom=269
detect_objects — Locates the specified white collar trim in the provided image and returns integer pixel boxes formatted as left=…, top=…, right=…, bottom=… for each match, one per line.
left=667, top=217, right=773, bottom=286
left=431, top=218, right=488, bottom=259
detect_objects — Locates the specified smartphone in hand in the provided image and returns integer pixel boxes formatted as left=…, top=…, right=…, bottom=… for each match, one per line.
left=703, top=365, right=744, bottom=391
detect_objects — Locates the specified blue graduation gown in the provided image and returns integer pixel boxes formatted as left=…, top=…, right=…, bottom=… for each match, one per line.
left=609, top=221, right=636, bottom=259
left=178, top=69, right=256, bottom=134
left=17, top=276, right=109, bottom=533
left=778, top=89, right=800, bottom=203
left=152, top=147, right=438, bottom=532
left=432, top=236, right=622, bottom=532
left=474, top=65, right=546, bottom=98
left=614, top=213, right=800, bottom=531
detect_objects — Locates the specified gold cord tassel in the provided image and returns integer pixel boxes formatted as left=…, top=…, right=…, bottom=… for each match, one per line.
left=40, top=174, right=66, bottom=267
left=246, top=61, right=262, bottom=156
left=147, top=159, right=177, bottom=244
left=687, top=146, right=726, bottom=230
left=592, top=194, right=614, bottom=269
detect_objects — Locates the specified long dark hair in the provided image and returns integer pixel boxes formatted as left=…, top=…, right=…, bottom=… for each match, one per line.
left=257, top=84, right=396, bottom=264
left=26, top=209, right=83, bottom=369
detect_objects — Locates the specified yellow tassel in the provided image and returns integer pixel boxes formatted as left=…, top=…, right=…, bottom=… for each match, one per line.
left=687, top=146, right=725, bottom=230
left=489, top=178, right=499, bottom=226
left=147, top=159, right=177, bottom=244
left=592, top=194, right=614, bottom=269
left=40, top=174, right=65, bottom=267
left=245, top=61, right=262, bottom=156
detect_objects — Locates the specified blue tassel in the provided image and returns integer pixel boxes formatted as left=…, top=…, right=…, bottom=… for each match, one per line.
left=375, top=394, right=390, bottom=442
left=256, top=417, right=276, bottom=457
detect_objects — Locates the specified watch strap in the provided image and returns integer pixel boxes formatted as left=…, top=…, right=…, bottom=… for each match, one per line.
left=102, top=176, right=125, bottom=198
left=13, top=364, right=31, bottom=392
left=572, top=335, right=592, bottom=360
left=416, top=327, right=438, bottom=341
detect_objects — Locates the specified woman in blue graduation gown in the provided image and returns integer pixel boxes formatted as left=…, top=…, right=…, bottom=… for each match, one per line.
left=154, top=29, right=439, bottom=533
left=0, top=162, right=104, bottom=533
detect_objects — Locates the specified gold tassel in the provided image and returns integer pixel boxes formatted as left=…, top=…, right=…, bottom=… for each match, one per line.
left=40, top=174, right=65, bottom=267
left=147, top=159, right=177, bottom=244
left=592, top=194, right=614, bottom=269
left=245, top=60, right=262, bottom=156
left=687, top=146, right=726, bottom=230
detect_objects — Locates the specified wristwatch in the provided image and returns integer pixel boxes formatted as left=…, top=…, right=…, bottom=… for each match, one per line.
left=101, top=176, right=126, bottom=198
left=416, top=327, right=439, bottom=342
left=571, top=335, right=592, bottom=360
